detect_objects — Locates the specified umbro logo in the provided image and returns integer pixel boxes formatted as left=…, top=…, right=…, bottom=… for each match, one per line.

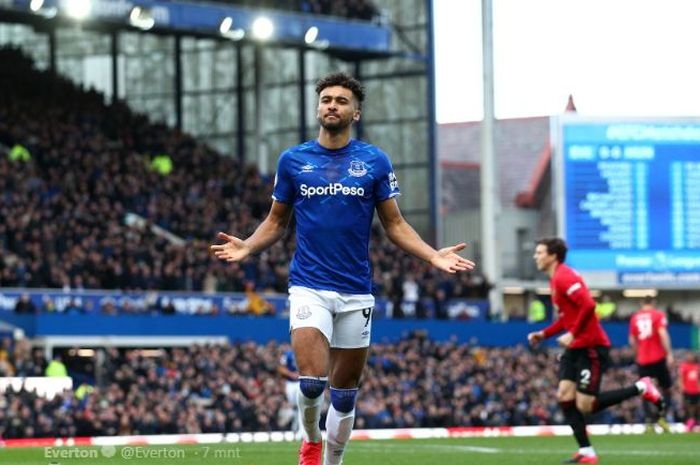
left=301, top=164, right=315, bottom=173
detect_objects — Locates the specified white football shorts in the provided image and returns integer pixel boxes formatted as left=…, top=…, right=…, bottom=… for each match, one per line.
left=288, top=285, right=375, bottom=348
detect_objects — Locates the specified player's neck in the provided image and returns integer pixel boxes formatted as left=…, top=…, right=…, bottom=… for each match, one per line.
left=546, top=261, right=560, bottom=278
left=317, top=128, right=352, bottom=150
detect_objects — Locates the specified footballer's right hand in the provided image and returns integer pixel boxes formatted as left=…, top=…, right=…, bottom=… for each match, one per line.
left=527, top=330, right=545, bottom=346
left=210, top=232, right=251, bottom=262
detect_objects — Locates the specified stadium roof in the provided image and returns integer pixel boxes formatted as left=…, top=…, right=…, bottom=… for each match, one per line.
left=438, top=96, right=578, bottom=210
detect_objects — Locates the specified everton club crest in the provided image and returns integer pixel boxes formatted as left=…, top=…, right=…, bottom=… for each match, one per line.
left=348, top=160, right=367, bottom=177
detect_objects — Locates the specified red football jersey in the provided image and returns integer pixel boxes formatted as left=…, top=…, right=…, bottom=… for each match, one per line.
left=542, top=263, right=610, bottom=348
left=679, top=361, right=700, bottom=394
left=629, top=308, right=668, bottom=365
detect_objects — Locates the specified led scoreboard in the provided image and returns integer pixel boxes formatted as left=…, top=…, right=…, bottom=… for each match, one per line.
left=555, top=118, right=700, bottom=287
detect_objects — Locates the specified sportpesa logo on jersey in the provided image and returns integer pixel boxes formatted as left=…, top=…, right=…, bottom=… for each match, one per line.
left=300, top=183, right=365, bottom=198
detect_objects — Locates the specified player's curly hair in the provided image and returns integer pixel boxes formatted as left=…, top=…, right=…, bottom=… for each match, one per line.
left=536, top=237, right=568, bottom=262
left=315, top=72, right=365, bottom=108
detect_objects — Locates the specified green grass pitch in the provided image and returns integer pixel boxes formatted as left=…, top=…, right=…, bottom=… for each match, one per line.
left=1, top=434, right=698, bottom=465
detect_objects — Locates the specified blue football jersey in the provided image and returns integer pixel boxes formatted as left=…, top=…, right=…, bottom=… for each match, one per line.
left=272, top=139, right=400, bottom=294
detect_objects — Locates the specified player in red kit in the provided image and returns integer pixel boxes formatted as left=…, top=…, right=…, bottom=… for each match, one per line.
left=527, top=238, right=663, bottom=464
left=629, top=296, right=673, bottom=431
left=679, top=352, right=700, bottom=431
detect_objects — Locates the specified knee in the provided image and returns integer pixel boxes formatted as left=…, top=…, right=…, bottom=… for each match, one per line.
left=330, top=387, right=358, bottom=413
left=299, top=376, right=327, bottom=399
left=576, top=397, right=593, bottom=414
left=557, top=389, right=574, bottom=403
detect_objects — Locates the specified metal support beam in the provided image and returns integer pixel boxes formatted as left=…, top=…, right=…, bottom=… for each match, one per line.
left=426, top=0, right=439, bottom=246
left=254, top=44, right=267, bottom=173
left=174, top=35, right=183, bottom=131
left=480, top=0, right=504, bottom=319
left=110, top=30, right=119, bottom=105
left=353, top=61, right=364, bottom=141
left=236, top=44, right=245, bottom=163
left=48, top=27, right=56, bottom=76
left=298, top=48, right=307, bottom=143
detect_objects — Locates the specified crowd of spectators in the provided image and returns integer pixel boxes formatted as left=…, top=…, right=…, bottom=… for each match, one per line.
left=0, top=47, right=488, bottom=310
left=0, top=335, right=692, bottom=438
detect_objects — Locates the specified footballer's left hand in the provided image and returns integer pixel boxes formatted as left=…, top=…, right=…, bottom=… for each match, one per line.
left=557, top=332, right=574, bottom=347
left=429, top=243, right=476, bottom=273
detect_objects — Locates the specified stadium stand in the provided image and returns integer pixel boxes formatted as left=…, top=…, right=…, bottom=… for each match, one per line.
left=0, top=335, right=690, bottom=438
left=0, top=47, right=487, bottom=310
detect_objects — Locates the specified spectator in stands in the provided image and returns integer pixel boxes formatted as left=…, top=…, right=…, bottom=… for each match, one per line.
left=596, top=295, right=616, bottom=321
left=45, top=355, right=68, bottom=377
left=13, top=294, right=36, bottom=314
left=241, top=281, right=275, bottom=316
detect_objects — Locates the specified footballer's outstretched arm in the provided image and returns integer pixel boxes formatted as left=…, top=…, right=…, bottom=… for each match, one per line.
left=375, top=198, right=475, bottom=274
left=211, top=200, right=292, bottom=262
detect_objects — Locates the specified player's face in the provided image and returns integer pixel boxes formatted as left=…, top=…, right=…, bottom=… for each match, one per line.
left=317, top=86, right=360, bottom=132
left=533, top=244, right=556, bottom=271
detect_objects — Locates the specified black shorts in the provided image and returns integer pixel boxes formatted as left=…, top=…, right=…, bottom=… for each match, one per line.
left=638, top=360, right=672, bottom=389
left=684, top=393, right=700, bottom=405
left=559, top=346, right=610, bottom=395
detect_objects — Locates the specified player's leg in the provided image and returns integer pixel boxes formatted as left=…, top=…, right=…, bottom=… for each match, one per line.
left=286, top=380, right=301, bottom=434
left=557, top=349, right=595, bottom=464
left=654, top=362, right=673, bottom=431
left=292, top=328, right=330, bottom=443
left=323, top=305, right=373, bottom=465
left=324, top=347, right=367, bottom=465
left=587, top=348, right=662, bottom=414
left=637, top=363, right=656, bottom=427
left=289, top=287, right=334, bottom=464
left=684, top=394, right=699, bottom=431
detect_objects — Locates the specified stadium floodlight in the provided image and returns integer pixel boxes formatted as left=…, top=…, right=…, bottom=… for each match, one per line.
left=251, top=16, right=274, bottom=40
left=29, top=0, right=57, bottom=18
left=304, top=26, right=318, bottom=44
left=219, top=16, right=245, bottom=41
left=63, top=0, right=92, bottom=20
left=29, top=0, right=44, bottom=12
left=129, top=6, right=155, bottom=31
left=219, top=16, right=233, bottom=34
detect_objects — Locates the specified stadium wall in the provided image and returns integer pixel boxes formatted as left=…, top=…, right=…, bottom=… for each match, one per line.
left=1, top=312, right=694, bottom=348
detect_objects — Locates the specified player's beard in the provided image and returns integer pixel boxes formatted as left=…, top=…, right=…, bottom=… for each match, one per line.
left=318, top=113, right=353, bottom=133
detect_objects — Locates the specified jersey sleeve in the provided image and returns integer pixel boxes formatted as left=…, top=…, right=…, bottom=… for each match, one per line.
left=542, top=317, right=566, bottom=338
left=656, top=311, right=668, bottom=329
left=272, top=151, right=295, bottom=204
left=374, top=151, right=401, bottom=202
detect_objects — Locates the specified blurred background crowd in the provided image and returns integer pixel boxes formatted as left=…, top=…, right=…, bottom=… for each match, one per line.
left=0, top=48, right=489, bottom=310
left=0, top=334, right=694, bottom=438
